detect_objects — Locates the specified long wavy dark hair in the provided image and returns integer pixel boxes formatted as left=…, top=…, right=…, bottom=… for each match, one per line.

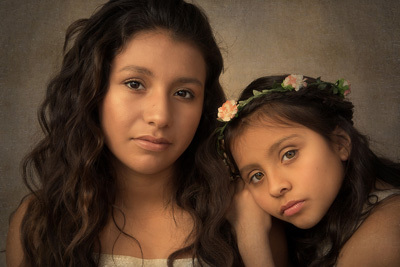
left=17, top=0, right=241, bottom=266
left=219, top=75, right=400, bottom=266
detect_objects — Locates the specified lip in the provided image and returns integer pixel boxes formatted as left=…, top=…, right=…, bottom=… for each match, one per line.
left=133, top=135, right=172, bottom=152
left=280, top=200, right=305, bottom=216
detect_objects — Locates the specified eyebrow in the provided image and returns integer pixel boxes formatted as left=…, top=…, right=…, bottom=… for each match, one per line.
left=175, top=77, right=204, bottom=87
left=238, top=134, right=301, bottom=175
left=118, top=65, right=204, bottom=87
left=267, top=134, right=301, bottom=157
left=119, top=65, right=153, bottom=76
left=239, top=163, right=261, bottom=179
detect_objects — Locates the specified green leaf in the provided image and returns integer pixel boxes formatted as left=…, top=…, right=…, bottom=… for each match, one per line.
left=253, top=90, right=262, bottom=96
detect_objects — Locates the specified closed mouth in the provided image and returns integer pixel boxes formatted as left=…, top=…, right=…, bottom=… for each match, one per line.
left=133, top=135, right=172, bottom=152
left=135, top=136, right=171, bottom=144
left=280, top=200, right=305, bottom=216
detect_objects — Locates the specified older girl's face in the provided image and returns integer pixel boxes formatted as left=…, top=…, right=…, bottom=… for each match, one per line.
left=231, top=120, right=349, bottom=229
left=100, top=30, right=206, bottom=177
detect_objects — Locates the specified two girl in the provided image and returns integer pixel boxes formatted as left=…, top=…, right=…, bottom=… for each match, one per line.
left=217, top=75, right=400, bottom=266
left=6, top=0, right=242, bottom=266
left=9, top=0, right=395, bottom=266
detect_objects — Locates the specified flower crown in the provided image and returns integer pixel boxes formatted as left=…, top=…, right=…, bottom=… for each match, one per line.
left=216, top=75, right=351, bottom=160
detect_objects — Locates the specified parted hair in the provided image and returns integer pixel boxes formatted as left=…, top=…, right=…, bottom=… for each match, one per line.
left=17, top=0, right=241, bottom=266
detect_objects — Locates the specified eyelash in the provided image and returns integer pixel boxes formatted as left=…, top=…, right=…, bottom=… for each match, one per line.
left=123, top=80, right=194, bottom=100
left=249, top=172, right=264, bottom=184
left=124, top=80, right=145, bottom=91
left=174, top=89, right=194, bottom=99
left=247, top=149, right=297, bottom=184
left=282, top=149, right=297, bottom=162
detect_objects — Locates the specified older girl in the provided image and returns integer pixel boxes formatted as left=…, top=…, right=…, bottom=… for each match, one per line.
left=6, top=0, right=239, bottom=266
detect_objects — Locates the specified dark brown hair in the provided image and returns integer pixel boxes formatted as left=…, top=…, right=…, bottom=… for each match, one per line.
left=219, top=75, right=400, bottom=266
left=17, top=0, right=240, bottom=266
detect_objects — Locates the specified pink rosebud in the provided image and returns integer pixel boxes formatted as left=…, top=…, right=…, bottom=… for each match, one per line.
left=217, top=100, right=238, bottom=122
left=343, top=80, right=351, bottom=96
left=282, top=74, right=307, bottom=91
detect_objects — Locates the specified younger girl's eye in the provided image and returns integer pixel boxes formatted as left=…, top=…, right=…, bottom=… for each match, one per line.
left=124, top=80, right=145, bottom=90
left=249, top=172, right=264, bottom=184
left=174, top=89, right=194, bottom=99
left=282, top=150, right=297, bottom=161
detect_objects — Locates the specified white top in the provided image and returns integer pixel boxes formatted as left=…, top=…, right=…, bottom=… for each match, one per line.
left=97, top=254, right=202, bottom=267
left=368, top=188, right=400, bottom=205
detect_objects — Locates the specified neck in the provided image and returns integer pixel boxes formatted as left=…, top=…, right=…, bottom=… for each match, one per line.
left=113, top=161, right=176, bottom=214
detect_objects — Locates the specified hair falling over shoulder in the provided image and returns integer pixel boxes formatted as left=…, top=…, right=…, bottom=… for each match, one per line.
left=17, top=0, right=241, bottom=266
left=219, top=75, right=400, bottom=266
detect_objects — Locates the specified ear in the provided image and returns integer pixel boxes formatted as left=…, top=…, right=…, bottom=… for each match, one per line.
left=331, top=127, right=351, bottom=161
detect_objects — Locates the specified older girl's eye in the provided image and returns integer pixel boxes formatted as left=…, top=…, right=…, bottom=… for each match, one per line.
left=282, top=150, right=297, bottom=161
left=124, top=80, right=145, bottom=90
left=249, top=172, right=264, bottom=184
left=174, top=89, right=194, bottom=99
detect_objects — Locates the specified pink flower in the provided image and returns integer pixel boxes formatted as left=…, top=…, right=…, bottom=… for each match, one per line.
left=343, top=80, right=351, bottom=96
left=217, top=100, right=238, bottom=122
left=282, top=74, right=307, bottom=91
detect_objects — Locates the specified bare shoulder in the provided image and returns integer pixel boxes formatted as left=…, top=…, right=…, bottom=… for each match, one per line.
left=337, top=195, right=400, bottom=266
left=6, top=195, right=34, bottom=267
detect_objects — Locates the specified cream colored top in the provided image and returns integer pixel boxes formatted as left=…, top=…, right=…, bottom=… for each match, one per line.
left=368, top=188, right=400, bottom=205
left=98, top=254, right=202, bottom=267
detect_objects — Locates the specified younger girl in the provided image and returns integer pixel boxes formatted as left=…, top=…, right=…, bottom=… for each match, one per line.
left=6, top=0, right=241, bottom=266
left=216, top=75, right=400, bottom=266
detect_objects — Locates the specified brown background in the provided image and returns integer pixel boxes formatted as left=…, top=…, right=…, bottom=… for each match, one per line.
left=1, top=0, right=399, bottom=264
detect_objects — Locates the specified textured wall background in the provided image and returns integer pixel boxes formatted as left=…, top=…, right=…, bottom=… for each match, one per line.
left=1, top=0, right=399, bottom=264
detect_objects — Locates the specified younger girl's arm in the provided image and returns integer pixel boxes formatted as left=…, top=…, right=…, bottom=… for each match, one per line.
left=227, top=182, right=288, bottom=267
left=337, top=195, right=400, bottom=266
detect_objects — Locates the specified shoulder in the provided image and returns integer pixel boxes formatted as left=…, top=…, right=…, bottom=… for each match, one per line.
left=337, top=194, right=400, bottom=266
left=6, top=195, right=34, bottom=267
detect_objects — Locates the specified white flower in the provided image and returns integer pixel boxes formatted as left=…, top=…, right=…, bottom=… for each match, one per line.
left=282, top=74, right=307, bottom=91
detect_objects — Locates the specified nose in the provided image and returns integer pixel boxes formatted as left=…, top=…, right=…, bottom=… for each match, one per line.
left=143, top=90, right=171, bottom=128
left=268, top=171, right=292, bottom=198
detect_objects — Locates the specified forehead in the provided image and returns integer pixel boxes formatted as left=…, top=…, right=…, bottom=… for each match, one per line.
left=111, top=29, right=207, bottom=82
left=231, top=119, right=293, bottom=144
left=116, top=29, right=204, bottom=63
left=230, top=112, right=296, bottom=140
left=229, top=116, right=306, bottom=155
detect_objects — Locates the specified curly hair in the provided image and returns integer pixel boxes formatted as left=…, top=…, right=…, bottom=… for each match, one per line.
left=219, top=75, right=400, bottom=266
left=18, top=0, right=241, bottom=266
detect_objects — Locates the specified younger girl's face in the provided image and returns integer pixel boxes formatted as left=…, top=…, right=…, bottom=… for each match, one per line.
left=100, top=30, right=206, bottom=177
left=230, top=119, right=349, bottom=229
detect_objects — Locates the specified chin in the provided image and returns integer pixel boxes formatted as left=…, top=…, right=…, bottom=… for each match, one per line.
left=290, top=218, right=320, bottom=230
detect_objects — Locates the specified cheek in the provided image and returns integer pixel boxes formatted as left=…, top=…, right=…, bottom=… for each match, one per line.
left=99, top=100, right=114, bottom=134
left=312, top=158, right=345, bottom=206
left=179, top=104, right=203, bottom=135
left=101, top=102, right=125, bottom=132
left=188, top=107, right=203, bottom=126
left=321, top=153, right=345, bottom=186
left=100, top=98, right=136, bottom=145
left=250, top=189, right=274, bottom=214
left=328, top=166, right=345, bottom=196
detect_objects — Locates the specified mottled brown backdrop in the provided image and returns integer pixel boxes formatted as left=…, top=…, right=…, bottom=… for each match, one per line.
left=1, top=0, right=399, bottom=264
